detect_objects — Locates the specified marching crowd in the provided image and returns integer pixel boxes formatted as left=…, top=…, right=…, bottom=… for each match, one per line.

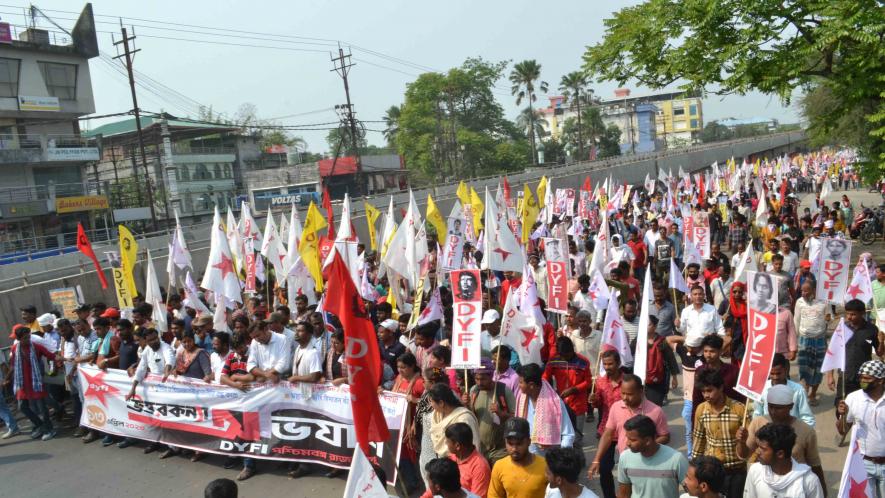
left=2, top=150, right=884, bottom=498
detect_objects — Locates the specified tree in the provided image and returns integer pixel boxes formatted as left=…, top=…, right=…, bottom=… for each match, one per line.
left=509, top=60, right=549, bottom=165
left=515, top=107, right=548, bottom=145
left=326, top=126, right=367, bottom=157
left=382, top=105, right=401, bottom=147
left=559, top=71, right=593, bottom=161
left=396, top=57, right=530, bottom=180
left=582, top=0, right=885, bottom=181
left=540, top=137, right=566, bottom=165
left=699, top=122, right=734, bottom=143
left=561, top=107, right=620, bottom=160
left=598, top=124, right=623, bottom=159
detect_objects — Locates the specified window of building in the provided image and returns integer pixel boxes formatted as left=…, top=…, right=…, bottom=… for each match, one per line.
left=37, top=62, right=78, bottom=100
left=690, top=119, right=699, bottom=129
left=689, top=104, right=698, bottom=116
left=0, top=58, right=20, bottom=98
left=213, top=163, right=222, bottom=179
left=194, top=164, right=210, bottom=180
left=179, top=165, right=190, bottom=181
left=672, top=107, right=685, bottom=116
left=674, top=121, right=687, bottom=131
left=223, top=164, right=232, bottom=179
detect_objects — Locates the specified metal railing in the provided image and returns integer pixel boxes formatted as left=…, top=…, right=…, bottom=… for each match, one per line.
left=0, top=225, right=114, bottom=261
left=172, top=144, right=236, bottom=155
left=0, top=133, right=92, bottom=151
left=0, top=181, right=93, bottom=204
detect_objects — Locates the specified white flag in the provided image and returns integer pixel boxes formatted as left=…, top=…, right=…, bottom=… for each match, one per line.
left=342, top=446, right=389, bottom=498
left=733, top=244, right=758, bottom=284
left=144, top=249, right=168, bottom=333
left=517, top=260, right=547, bottom=326
left=587, top=268, right=611, bottom=311
left=239, top=202, right=263, bottom=246
left=633, top=265, right=652, bottom=384
left=260, top=211, right=287, bottom=279
left=201, top=207, right=243, bottom=306
left=418, top=287, right=445, bottom=326
left=845, top=261, right=874, bottom=304
left=183, top=270, right=211, bottom=316
left=669, top=258, right=689, bottom=294
left=600, top=290, right=633, bottom=370
left=500, top=288, right=543, bottom=366
left=836, top=427, right=872, bottom=498
left=226, top=207, right=244, bottom=275
left=481, top=187, right=523, bottom=272
left=820, top=318, right=853, bottom=373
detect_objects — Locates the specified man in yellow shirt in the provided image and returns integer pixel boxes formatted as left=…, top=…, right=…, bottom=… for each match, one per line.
left=489, top=417, right=548, bottom=498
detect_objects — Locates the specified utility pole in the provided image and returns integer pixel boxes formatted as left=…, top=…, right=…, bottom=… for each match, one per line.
left=114, top=23, right=158, bottom=230
left=330, top=46, right=363, bottom=196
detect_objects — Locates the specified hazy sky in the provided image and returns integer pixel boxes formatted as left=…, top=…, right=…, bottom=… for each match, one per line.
left=8, top=0, right=801, bottom=152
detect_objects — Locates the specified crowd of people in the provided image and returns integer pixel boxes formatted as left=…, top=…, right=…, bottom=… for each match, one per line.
left=1, top=149, right=882, bottom=498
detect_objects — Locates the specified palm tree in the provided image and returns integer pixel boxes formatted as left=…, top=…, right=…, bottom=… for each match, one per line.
left=516, top=107, right=549, bottom=146
left=559, top=71, right=592, bottom=161
left=382, top=105, right=401, bottom=148
left=509, top=60, right=548, bottom=164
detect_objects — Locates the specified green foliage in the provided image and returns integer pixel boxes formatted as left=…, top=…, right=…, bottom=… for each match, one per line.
left=561, top=107, right=621, bottom=159
left=326, top=126, right=368, bottom=157
left=395, top=57, right=530, bottom=180
left=510, top=60, right=549, bottom=165
left=382, top=105, right=401, bottom=147
left=582, top=0, right=885, bottom=179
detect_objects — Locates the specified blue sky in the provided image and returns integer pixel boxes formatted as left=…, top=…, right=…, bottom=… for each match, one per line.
left=6, top=0, right=801, bottom=152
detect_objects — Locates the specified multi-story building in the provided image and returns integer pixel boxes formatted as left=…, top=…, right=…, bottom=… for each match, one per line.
left=0, top=6, right=105, bottom=254
left=538, top=88, right=704, bottom=154
left=85, top=115, right=254, bottom=226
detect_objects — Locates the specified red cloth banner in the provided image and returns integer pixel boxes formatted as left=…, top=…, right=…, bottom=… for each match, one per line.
left=735, top=270, right=779, bottom=401
left=76, top=223, right=108, bottom=289
left=324, top=252, right=390, bottom=452
left=450, top=269, right=482, bottom=369
left=244, top=238, right=257, bottom=294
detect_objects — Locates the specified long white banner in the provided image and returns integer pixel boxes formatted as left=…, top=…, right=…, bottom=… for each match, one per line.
left=77, top=366, right=407, bottom=480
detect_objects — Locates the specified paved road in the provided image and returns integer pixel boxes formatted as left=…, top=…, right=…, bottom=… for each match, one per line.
left=4, top=187, right=879, bottom=498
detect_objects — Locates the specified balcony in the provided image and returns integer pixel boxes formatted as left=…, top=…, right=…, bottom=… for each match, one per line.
left=0, top=133, right=99, bottom=164
left=0, top=181, right=90, bottom=204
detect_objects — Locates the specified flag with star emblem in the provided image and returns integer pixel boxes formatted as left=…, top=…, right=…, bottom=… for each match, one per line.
left=600, top=290, right=633, bottom=372
left=481, top=187, right=523, bottom=273
left=821, top=318, right=852, bottom=373
left=845, top=260, right=873, bottom=304
left=836, top=426, right=871, bottom=498
left=260, top=209, right=287, bottom=280
left=201, top=207, right=242, bottom=305
left=500, top=287, right=543, bottom=366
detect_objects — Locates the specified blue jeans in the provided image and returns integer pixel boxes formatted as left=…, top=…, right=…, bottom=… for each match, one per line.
left=0, top=393, right=18, bottom=431
left=682, top=400, right=693, bottom=455
left=19, top=398, right=52, bottom=433
left=69, top=376, right=83, bottom=425
left=865, top=460, right=885, bottom=498
left=243, top=457, right=255, bottom=470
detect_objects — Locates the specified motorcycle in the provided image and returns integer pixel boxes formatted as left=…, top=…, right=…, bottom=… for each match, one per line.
left=855, top=204, right=885, bottom=245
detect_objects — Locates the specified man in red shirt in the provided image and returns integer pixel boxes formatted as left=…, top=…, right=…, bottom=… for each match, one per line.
left=5, top=327, right=57, bottom=440
left=499, top=271, right=522, bottom=307
left=627, top=230, right=647, bottom=283
left=589, top=349, right=625, bottom=498
left=543, top=336, right=592, bottom=448
left=616, top=261, right=641, bottom=301
left=419, top=422, right=491, bottom=498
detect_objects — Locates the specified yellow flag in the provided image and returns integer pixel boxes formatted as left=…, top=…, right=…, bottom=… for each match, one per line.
left=299, top=201, right=328, bottom=292
left=364, top=201, right=381, bottom=250
left=469, top=187, right=484, bottom=236
left=456, top=181, right=470, bottom=208
left=537, top=176, right=548, bottom=209
left=521, top=184, right=540, bottom=244
left=118, top=225, right=139, bottom=299
left=425, top=194, right=447, bottom=237
left=386, top=286, right=399, bottom=320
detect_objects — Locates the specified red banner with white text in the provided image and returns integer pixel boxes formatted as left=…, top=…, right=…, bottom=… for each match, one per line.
left=735, top=271, right=779, bottom=402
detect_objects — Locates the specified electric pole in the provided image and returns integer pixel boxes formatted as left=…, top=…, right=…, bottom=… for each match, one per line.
left=114, top=23, right=159, bottom=230
left=330, top=46, right=363, bottom=196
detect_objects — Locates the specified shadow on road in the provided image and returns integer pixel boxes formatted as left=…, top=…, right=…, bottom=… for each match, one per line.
left=0, top=452, right=52, bottom=465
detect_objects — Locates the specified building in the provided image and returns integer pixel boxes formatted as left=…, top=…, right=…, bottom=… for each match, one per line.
left=538, top=88, right=703, bottom=153
left=84, top=115, right=251, bottom=226
left=0, top=5, right=104, bottom=254
left=717, top=117, right=778, bottom=131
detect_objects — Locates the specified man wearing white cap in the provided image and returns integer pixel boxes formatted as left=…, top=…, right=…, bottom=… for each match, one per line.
left=378, top=319, right=405, bottom=372
left=752, top=353, right=815, bottom=427
left=737, top=384, right=826, bottom=491
left=480, top=309, right=502, bottom=354
left=837, top=359, right=885, bottom=497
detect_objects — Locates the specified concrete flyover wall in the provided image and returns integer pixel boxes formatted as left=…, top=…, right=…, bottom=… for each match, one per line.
left=0, top=131, right=805, bottom=343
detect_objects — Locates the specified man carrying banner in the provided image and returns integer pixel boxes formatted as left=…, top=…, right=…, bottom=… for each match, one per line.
left=826, top=299, right=884, bottom=401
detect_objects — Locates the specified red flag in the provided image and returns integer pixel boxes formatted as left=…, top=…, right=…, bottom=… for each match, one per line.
left=581, top=176, right=592, bottom=192
left=698, top=174, right=705, bottom=207
left=322, top=185, right=336, bottom=240
left=778, top=179, right=787, bottom=210
left=76, top=223, right=108, bottom=289
left=324, top=252, right=390, bottom=452
left=501, top=176, right=512, bottom=208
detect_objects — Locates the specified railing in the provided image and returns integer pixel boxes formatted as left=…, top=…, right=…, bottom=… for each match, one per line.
left=172, top=144, right=236, bottom=155
left=0, top=133, right=92, bottom=151
left=0, top=181, right=92, bottom=204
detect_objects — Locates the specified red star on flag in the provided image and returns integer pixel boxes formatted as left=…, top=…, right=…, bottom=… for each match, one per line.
left=520, top=327, right=538, bottom=348
left=213, top=253, right=234, bottom=279
left=493, top=247, right=512, bottom=262
left=846, top=284, right=864, bottom=299
left=849, top=477, right=869, bottom=498
left=81, top=369, right=120, bottom=407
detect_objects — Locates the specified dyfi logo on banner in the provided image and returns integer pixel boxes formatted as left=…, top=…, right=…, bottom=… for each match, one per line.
left=450, top=269, right=482, bottom=369
left=735, top=271, right=779, bottom=401
left=543, top=237, right=569, bottom=314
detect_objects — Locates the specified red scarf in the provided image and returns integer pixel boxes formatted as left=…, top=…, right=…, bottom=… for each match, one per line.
left=729, top=282, right=748, bottom=320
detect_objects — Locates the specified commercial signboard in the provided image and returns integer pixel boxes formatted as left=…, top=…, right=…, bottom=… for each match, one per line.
left=46, top=147, right=100, bottom=161
left=49, top=287, right=80, bottom=319
left=56, top=195, right=109, bottom=213
left=18, top=95, right=61, bottom=112
left=0, top=200, right=50, bottom=218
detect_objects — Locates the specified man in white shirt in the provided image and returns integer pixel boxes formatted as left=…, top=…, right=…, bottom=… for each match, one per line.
left=246, top=320, right=291, bottom=383
left=676, top=285, right=726, bottom=347
left=837, top=360, right=885, bottom=497
left=480, top=309, right=502, bottom=354
left=287, top=321, right=323, bottom=479
left=267, top=312, right=296, bottom=353
left=125, top=328, right=175, bottom=454
left=743, top=423, right=824, bottom=498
